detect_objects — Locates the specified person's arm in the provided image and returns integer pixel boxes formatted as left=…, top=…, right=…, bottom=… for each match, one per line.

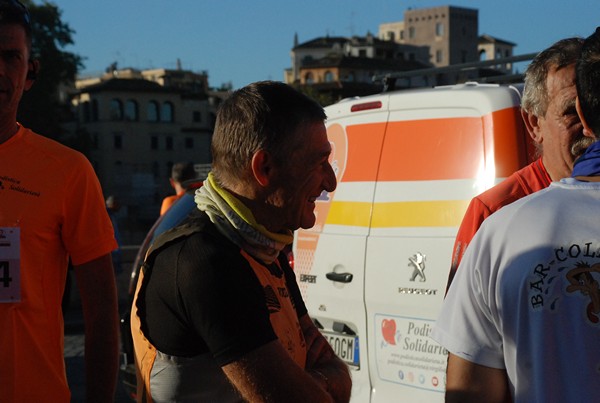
left=300, top=314, right=352, bottom=403
left=73, top=253, right=120, bottom=403
left=220, top=316, right=352, bottom=403
left=447, top=197, right=492, bottom=292
left=445, top=353, right=511, bottom=403
left=222, top=339, right=336, bottom=403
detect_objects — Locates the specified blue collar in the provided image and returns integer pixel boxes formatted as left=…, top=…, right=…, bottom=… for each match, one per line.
left=572, top=141, right=600, bottom=177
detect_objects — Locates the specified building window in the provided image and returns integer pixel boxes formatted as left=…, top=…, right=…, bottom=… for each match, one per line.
left=114, top=134, right=122, bottom=149
left=152, top=161, right=160, bottom=180
left=436, top=22, right=444, bottom=37
left=109, top=99, right=123, bottom=120
left=185, top=137, right=194, bottom=149
left=151, top=136, right=158, bottom=150
left=165, top=136, right=173, bottom=150
left=161, top=102, right=174, bottom=122
left=124, top=99, right=138, bottom=121
left=305, top=72, right=314, bottom=84
left=409, top=26, right=415, bottom=39
left=400, top=30, right=404, bottom=40
left=359, top=49, right=367, bottom=57
left=92, top=100, right=99, bottom=121
left=324, top=71, right=334, bottom=82
left=147, top=101, right=159, bottom=122
left=193, top=111, right=202, bottom=122
left=82, top=101, right=91, bottom=122
left=436, top=50, right=443, bottom=63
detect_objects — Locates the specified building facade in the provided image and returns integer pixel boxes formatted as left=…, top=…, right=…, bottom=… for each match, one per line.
left=379, top=5, right=515, bottom=69
left=65, top=68, right=218, bottom=242
left=286, top=4, right=519, bottom=102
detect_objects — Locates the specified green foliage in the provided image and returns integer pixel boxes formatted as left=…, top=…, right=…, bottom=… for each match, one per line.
left=17, top=1, right=83, bottom=139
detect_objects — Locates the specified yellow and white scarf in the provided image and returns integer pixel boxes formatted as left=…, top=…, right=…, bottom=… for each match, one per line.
left=194, top=172, right=293, bottom=264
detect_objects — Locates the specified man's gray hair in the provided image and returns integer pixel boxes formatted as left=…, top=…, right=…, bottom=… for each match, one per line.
left=522, top=37, right=584, bottom=117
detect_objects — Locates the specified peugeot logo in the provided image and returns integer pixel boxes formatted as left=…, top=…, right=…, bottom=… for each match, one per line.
left=408, top=252, right=426, bottom=282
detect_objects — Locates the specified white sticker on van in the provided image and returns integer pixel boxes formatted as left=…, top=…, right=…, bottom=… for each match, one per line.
left=374, top=314, right=446, bottom=393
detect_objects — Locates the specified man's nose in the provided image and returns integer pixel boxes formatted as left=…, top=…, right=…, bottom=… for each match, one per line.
left=323, top=161, right=337, bottom=192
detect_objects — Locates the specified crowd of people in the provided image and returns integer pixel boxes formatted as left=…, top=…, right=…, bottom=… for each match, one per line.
left=1, top=0, right=599, bottom=401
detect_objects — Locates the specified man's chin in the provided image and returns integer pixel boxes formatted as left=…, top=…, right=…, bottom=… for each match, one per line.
left=299, top=215, right=317, bottom=230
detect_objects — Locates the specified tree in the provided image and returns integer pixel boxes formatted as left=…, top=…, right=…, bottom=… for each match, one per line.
left=17, top=0, right=83, bottom=140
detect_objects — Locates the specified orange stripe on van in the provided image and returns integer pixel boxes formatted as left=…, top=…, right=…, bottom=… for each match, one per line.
left=341, top=123, right=387, bottom=182
left=487, top=107, right=530, bottom=177
left=337, top=107, right=526, bottom=182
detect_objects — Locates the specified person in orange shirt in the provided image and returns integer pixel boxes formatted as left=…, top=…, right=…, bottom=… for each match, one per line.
left=159, top=161, right=196, bottom=215
left=0, top=2, right=119, bottom=401
left=447, top=37, right=585, bottom=290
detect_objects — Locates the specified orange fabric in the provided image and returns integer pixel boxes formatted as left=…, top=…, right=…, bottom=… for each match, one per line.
left=448, top=158, right=551, bottom=288
left=0, top=126, right=117, bottom=402
left=241, top=250, right=307, bottom=368
left=159, top=191, right=185, bottom=215
left=131, top=269, right=156, bottom=403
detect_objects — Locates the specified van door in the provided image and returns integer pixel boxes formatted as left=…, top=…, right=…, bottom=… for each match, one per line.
left=364, top=86, right=526, bottom=402
left=295, top=100, right=389, bottom=403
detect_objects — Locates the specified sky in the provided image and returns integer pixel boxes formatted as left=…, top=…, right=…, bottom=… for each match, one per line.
left=52, top=0, right=598, bottom=90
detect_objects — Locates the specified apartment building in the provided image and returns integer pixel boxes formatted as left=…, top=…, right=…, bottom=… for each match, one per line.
left=65, top=67, right=218, bottom=242
left=287, top=5, right=517, bottom=103
left=379, top=5, right=515, bottom=69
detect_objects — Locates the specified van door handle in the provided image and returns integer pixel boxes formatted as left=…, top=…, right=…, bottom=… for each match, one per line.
left=326, top=272, right=353, bottom=283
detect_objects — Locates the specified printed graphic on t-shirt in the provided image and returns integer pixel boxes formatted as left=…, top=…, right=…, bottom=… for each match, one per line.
left=529, top=241, right=600, bottom=325
left=0, top=175, right=41, bottom=197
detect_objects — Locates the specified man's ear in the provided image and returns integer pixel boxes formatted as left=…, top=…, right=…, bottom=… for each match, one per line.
left=24, top=60, right=39, bottom=90
left=521, top=108, right=543, bottom=144
left=576, top=96, right=597, bottom=139
left=251, top=150, right=272, bottom=187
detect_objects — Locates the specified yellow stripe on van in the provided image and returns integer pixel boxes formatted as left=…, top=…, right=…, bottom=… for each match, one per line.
left=326, top=201, right=373, bottom=227
left=327, top=200, right=470, bottom=228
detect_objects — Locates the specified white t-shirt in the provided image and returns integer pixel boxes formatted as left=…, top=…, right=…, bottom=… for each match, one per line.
left=432, top=178, right=600, bottom=403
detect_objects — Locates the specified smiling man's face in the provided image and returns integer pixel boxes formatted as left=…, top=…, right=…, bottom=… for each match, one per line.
left=268, top=120, right=337, bottom=232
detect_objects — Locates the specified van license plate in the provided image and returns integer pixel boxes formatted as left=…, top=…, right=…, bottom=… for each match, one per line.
left=321, top=332, right=359, bottom=367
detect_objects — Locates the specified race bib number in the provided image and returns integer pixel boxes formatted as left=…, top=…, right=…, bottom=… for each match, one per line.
left=0, top=227, right=21, bottom=302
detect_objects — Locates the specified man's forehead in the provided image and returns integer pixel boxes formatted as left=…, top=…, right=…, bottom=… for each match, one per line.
left=0, top=23, right=27, bottom=43
left=547, top=65, right=577, bottom=100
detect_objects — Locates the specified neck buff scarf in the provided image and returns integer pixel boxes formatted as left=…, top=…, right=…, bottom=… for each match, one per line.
left=194, top=172, right=293, bottom=264
left=572, top=140, right=600, bottom=177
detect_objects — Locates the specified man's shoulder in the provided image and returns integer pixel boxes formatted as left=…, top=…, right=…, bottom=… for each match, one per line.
left=475, top=160, right=549, bottom=212
left=22, top=127, right=88, bottom=164
left=150, top=211, right=234, bottom=261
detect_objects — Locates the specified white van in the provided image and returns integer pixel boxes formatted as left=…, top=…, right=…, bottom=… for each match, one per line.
left=294, top=82, right=532, bottom=402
